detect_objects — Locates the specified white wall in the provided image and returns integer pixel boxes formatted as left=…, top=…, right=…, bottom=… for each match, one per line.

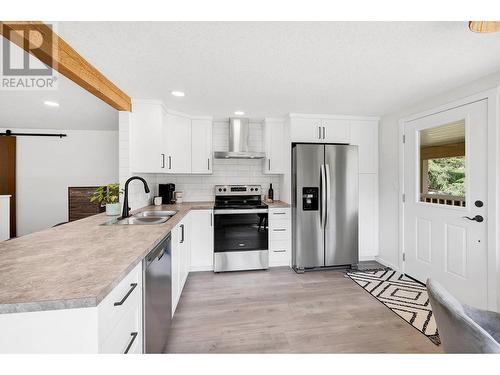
left=1, top=128, right=119, bottom=236
left=378, top=70, right=500, bottom=268
left=119, top=117, right=281, bottom=209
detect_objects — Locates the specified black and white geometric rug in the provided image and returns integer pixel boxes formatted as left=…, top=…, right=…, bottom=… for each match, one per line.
left=346, top=268, right=441, bottom=345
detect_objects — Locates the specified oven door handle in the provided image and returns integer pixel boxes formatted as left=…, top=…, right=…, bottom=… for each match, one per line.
left=214, top=209, right=269, bottom=215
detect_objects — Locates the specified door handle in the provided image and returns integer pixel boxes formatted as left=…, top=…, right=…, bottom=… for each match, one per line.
left=161, top=154, right=165, bottom=168
left=180, top=224, right=185, bottom=243
left=168, top=156, right=172, bottom=170
left=124, top=332, right=138, bottom=354
left=320, top=164, right=326, bottom=229
left=463, top=215, right=484, bottom=223
left=322, top=126, right=326, bottom=139
left=325, top=164, right=331, bottom=226
left=318, top=126, right=321, bottom=139
left=114, top=283, right=138, bottom=306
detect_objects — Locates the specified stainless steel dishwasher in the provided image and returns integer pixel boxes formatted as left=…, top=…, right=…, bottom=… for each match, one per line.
left=143, top=233, right=172, bottom=353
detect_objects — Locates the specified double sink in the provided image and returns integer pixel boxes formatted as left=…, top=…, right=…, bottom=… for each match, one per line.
left=114, top=210, right=177, bottom=225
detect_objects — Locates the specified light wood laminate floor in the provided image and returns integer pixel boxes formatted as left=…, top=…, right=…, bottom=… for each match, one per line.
left=166, top=267, right=442, bottom=353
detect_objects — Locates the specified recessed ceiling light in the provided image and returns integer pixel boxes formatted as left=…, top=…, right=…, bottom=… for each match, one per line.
left=44, top=101, right=59, bottom=107
left=171, top=91, right=185, bottom=97
left=234, top=111, right=245, bottom=116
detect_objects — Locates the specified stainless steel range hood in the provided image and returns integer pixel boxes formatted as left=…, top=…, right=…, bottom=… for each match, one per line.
left=214, top=118, right=265, bottom=159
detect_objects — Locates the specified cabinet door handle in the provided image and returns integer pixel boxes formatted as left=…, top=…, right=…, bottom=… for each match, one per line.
left=114, top=283, right=138, bottom=306
left=322, top=126, right=326, bottom=139
left=180, top=224, right=185, bottom=243
left=208, top=158, right=210, bottom=171
left=210, top=213, right=213, bottom=227
left=318, top=126, right=321, bottom=139
left=161, top=154, right=165, bottom=168
left=168, top=156, right=172, bottom=170
left=124, top=332, right=138, bottom=354
left=268, top=159, right=271, bottom=171
left=273, top=228, right=287, bottom=232
left=273, top=249, right=287, bottom=253
left=273, top=212, right=286, bottom=215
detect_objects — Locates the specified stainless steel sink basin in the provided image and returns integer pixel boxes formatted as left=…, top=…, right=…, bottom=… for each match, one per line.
left=115, top=216, right=170, bottom=225
left=134, top=210, right=177, bottom=218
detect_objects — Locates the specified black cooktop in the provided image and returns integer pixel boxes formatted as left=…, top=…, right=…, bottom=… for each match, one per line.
left=214, top=195, right=267, bottom=210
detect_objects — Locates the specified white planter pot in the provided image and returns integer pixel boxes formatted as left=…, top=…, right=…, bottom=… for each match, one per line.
left=106, top=203, right=121, bottom=216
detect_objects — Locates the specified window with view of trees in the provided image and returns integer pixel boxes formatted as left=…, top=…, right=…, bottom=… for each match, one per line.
left=426, top=157, right=465, bottom=197
left=419, top=120, right=466, bottom=207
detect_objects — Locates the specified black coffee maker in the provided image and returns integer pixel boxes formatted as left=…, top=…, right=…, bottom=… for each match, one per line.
left=159, top=183, right=176, bottom=204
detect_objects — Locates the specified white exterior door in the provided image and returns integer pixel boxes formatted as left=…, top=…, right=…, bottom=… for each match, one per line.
left=403, top=100, right=488, bottom=308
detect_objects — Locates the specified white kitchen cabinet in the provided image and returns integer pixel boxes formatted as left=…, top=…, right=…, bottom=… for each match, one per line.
left=130, top=101, right=164, bottom=173
left=268, top=207, right=291, bottom=267
left=0, top=263, right=144, bottom=354
left=191, top=119, right=213, bottom=174
left=350, top=120, right=379, bottom=174
left=358, top=174, right=378, bottom=260
left=164, top=112, right=192, bottom=174
left=290, top=117, right=323, bottom=142
left=322, top=118, right=350, bottom=143
left=263, top=118, right=286, bottom=174
left=171, top=216, right=191, bottom=316
left=189, top=210, right=214, bottom=272
left=290, top=116, right=350, bottom=143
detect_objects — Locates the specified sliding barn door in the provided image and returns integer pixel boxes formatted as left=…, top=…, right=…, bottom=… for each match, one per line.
left=0, top=136, right=16, bottom=238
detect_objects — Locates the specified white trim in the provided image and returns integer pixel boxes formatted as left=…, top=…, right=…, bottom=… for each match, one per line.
left=375, top=256, right=400, bottom=272
left=288, top=113, right=380, bottom=121
left=398, top=87, right=500, bottom=311
left=359, top=255, right=377, bottom=262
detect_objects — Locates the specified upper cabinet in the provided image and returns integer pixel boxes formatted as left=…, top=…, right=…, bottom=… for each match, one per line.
left=349, top=120, right=378, bottom=174
left=290, top=116, right=350, bottom=144
left=130, top=102, right=164, bottom=173
left=163, top=112, right=192, bottom=174
left=263, top=118, right=286, bottom=174
left=191, top=119, right=213, bottom=174
left=130, top=101, right=212, bottom=174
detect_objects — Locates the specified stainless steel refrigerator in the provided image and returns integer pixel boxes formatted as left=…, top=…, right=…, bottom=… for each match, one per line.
left=292, top=144, right=359, bottom=271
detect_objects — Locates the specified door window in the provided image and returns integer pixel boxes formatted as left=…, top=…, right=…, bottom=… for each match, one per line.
left=418, top=120, right=466, bottom=207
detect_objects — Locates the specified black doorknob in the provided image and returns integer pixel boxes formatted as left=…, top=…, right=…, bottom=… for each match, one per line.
left=475, top=200, right=484, bottom=208
left=463, top=215, right=484, bottom=223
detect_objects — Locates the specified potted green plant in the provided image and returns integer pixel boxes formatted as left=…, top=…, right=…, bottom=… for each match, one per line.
left=90, top=184, right=123, bottom=216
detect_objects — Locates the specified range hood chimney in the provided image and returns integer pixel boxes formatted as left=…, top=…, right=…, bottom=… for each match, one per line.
left=214, top=118, right=265, bottom=159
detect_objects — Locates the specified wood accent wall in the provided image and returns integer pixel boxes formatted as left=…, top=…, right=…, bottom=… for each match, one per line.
left=0, top=21, right=132, bottom=111
left=68, top=187, right=105, bottom=222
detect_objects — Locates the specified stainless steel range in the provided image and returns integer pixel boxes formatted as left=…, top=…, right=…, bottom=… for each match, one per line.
left=213, top=185, right=269, bottom=272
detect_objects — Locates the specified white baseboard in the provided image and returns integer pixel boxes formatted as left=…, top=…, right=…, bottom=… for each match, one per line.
left=190, top=266, right=214, bottom=272
left=375, top=256, right=400, bottom=271
left=359, top=255, right=377, bottom=262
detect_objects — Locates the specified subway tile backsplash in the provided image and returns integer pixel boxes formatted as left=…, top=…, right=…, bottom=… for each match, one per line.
left=120, top=119, right=282, bottom=209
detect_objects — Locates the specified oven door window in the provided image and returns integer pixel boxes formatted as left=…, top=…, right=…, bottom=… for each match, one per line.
left=214, top=213, right=268, bottom=252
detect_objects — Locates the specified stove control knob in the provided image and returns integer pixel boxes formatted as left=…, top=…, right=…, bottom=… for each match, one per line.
left=223, top=188, right=227, bottom=192
left=218, top=188, right=222, bottom=192
left=250, top=188, right=254, bottom=191
left=255, top=187, right=259, bottom=192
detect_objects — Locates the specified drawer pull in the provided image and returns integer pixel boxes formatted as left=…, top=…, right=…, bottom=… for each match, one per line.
left=273, top=229, right=287, bottom=232
left=273, top=212, right=286, bottom=215
left=114, top=283, right=138, bottom=306
left=124, top=332, right=138, bottom=354
left=273, top=250, right=287, bottom=253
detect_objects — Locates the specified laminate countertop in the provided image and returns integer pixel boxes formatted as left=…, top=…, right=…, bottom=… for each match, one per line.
left=0, top=200, right=290, bottom=315
left=0, top=202, right=214, bottom=314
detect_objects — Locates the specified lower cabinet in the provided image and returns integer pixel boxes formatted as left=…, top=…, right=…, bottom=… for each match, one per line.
left=189, top=210, right=214, bottom=272
left=268, top=208, right=291, bottom=267
left=0, top=262, right=144, bottom=354
left=171, top=215, right=191, bottom=316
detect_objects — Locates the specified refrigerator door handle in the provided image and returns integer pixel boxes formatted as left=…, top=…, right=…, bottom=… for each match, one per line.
left=320, top=164, right=327, bottom=229
left=325, top=164, right=331, bottom=226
